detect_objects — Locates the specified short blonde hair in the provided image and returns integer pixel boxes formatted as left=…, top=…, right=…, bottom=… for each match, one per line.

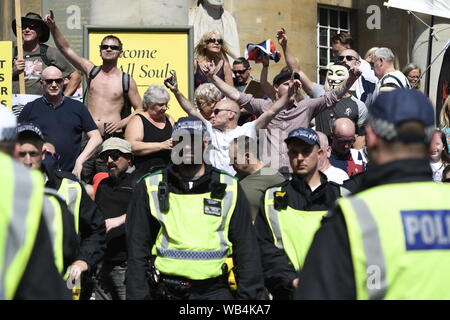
left=194, top=83, right=222, bottom=109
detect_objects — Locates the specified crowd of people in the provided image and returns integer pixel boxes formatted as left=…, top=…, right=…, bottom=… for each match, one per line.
left=2, top=10, right=450, bottom=301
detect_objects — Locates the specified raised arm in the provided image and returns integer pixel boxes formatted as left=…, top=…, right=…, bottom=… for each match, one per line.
left=276, top=28, right=316, bottom=96
left=203, top=61, right=241, bottom=101
left=63, top=70, right=81, bottom=96
left=163, top=71, right=207, bottom=123
left=260, top=56, right=276, bottom=100
left=44, top=11, right=94, bottom=75
left=333, top=66, right=361, bottom=99
left=254, top=78, right=299, bottom=130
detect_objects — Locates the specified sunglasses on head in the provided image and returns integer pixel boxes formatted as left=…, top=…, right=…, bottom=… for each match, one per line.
left=337, top=55, right=358, bottom=62
left=233, top=69, right=248, bottom=75
left=23, top=23, right=39, bottom=30
left=99, top=150, right=122, bottom=162
left=43, top=78, right=64, bottom=85
left=99, top=44, right=122, bottom=51
left=206, top=38, right=223, bottom=45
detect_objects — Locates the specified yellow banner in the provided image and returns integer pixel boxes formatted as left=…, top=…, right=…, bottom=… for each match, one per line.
left=88, top=30, right=191, bottom=120
left=0, top=41, right=12, bottom=110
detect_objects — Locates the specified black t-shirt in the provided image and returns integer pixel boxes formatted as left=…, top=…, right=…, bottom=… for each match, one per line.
left=18, top=97, right=98, bottom=171
left=95, top=171, right=137, bottom=262
left=314, top=96, right=359, bottom=135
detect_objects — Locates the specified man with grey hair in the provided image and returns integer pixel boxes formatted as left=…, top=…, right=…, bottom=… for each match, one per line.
left=371, top=47, right=409, bottom=102
left=317, top=131, right=349, bottom=185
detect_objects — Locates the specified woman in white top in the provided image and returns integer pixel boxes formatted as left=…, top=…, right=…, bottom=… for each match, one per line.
left=429, top=130, right=450, bottom=182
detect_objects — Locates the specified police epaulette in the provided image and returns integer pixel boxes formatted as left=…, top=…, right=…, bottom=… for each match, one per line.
left=217, top=169, right=238, bottom=180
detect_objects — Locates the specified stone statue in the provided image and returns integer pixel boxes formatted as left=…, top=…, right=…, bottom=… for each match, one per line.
left=189, top=0, right=240, bottom=59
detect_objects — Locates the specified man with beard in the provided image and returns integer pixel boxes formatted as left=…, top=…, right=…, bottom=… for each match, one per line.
left=126, top=116, right=264, bottom=300
left=94, top=138, right=137, bottom=300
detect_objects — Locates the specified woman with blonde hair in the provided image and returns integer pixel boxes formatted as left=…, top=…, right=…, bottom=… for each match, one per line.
left=194, top=30, right=234, bottom=89
left=439, top=96, right=450, bottom=152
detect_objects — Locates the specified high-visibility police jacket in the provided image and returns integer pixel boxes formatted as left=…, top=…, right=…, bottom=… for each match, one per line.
left=126, top=165, right=264, bottom=300
left=0, top=154, right=44, bottom=300
left=145, top=170, right=237, bottom=280
left=256, top=173, right=342, bottom=295
left=42, top=189, right=78, bottom=275
left=339, top=181, right=450, bottom=300
left=43, top=165, right=105, bottom=269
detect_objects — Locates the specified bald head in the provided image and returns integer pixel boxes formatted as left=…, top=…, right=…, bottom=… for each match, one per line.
left=333, top=117, right=355, bottom=136
left=210, top=98, right=241, bottom=130
left=41, top=66, right=64, bottom=101
left=317, top=131, right=329, bottom=149
left=42, top=66, right=63, bottom=79
left=331, top=118, right=356, bottom=156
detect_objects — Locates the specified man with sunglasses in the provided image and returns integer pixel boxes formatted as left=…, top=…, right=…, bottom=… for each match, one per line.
left=18, top=66, right=102, bottom=180
left=11, top=12, right=81, bottom=96
left=232, top=58, right=253, bottom=92
left=95, top=138, right=137, bottom=300
left=44, top=11, right=143, bottom=183
left=14, top=121, right=106, bottom=300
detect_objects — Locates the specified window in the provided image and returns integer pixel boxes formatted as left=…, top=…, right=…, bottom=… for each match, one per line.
left=317, top=6, right=351, bottom=84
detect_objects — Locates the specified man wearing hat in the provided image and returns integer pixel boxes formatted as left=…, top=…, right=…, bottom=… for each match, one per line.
left=12, top=12, right=80, bottom=95
left=203, top=59, right=361, bottom=175
left=256, top=127, right=345, bottom=299
left=296, top=89, right=450, bottom=300
left=94, top=138, right=137, bottom=300
left=15, top=122, right=105, bottom=299
left=0, top=107, right=71, bottom=299
left=126, top=116, right=264, bottom=300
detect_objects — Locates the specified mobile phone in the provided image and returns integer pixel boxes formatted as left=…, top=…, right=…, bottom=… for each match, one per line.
left=293, top=72, right=301, bottom=81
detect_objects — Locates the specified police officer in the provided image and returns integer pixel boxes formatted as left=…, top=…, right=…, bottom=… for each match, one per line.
left=126, top=116, right=264, bottom=300
left=296, top=89, right=450, bottom=300
left=0, top=106, right=70, bottom=300
left=15, top=123, right=105, bottom=298
left=256, top=127, right=344, bottom=299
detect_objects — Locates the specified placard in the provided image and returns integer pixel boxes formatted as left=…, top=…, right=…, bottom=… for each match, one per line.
left=0, top=41, right=12, bottom=109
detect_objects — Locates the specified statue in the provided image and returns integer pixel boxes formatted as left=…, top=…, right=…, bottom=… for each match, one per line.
left=189, top=0, right=240, bottom=59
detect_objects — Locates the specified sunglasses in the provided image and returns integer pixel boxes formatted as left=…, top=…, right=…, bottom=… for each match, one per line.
left=99, top=150, right=122, bottom=162
left=99, top=44, right=122, bottom=51
left=43, top=78, right=64, bottom=85
left=233, top=69, right=248, bottom=75
left=213, top=109, right=236, bottom=115
left=23, top=24, right=39, bottom=30
left=337, top=55, right=358, bottom=62
left=206, top=38, right=223, bottom=45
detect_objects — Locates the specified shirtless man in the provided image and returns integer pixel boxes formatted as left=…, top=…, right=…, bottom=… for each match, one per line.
left=44, top=11, right=142, bottom=136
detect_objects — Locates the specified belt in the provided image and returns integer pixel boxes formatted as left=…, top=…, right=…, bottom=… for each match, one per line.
left=160, top=274, right=225, bottom=289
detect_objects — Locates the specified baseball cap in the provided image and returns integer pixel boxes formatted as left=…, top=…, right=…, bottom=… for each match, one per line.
left=172, top=116, right=207, bottom=138
left=284, top=127, right=320, bottom=147
left=273, top=70, right=292, bottom=86
left=17, top=123, right=44, bottom=141
left=369, top=89, right=435, bottom=142
left=100, top=137, right=132, bottom=155
left=0, top=107, right=17, bottom=142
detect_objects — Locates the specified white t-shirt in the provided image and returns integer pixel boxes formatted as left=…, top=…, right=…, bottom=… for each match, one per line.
left=430, top=161, right=445, bottom=183
left=372, top=70, right=409, bottom=102
left=323, top=165, right=350, bottom=185
left=205, top=121, right=257, bottom=175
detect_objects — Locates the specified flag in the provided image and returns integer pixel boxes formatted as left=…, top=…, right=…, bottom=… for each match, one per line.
left=245, top=39, right=281, bottom=64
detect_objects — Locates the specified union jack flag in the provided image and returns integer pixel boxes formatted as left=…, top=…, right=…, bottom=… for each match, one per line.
left=245, top=39, right=281, bottom=64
